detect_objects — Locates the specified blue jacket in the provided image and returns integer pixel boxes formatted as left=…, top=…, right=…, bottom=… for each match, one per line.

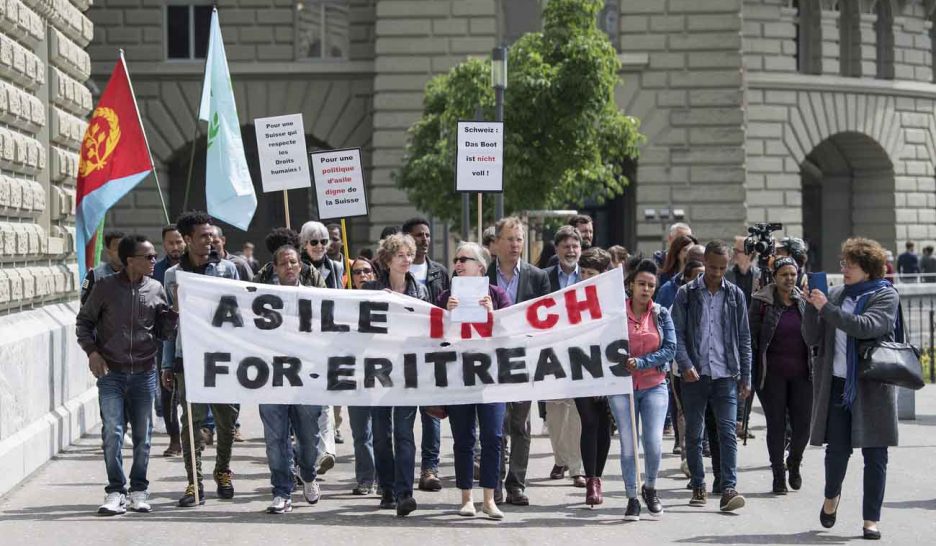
left=671, top=275, right=752, bottom=385
left=655, top=273, right=682, bottom=310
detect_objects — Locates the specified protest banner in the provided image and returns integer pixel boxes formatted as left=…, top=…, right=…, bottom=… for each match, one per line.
left=456, top=121, right=503, bottom=240
left=254, top=113, right=312, bottom=228
left=310, top=147, right=368, bottom=287
left=178, top=268, right=632, bottom=406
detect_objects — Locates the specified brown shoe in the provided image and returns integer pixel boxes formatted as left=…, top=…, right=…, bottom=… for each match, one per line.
left=418, top=469, right=442, bottom=492
left=163, top=443, right=182, bottom=457
left=719, top=489, right=745, bottom=512
left=572, top=475, right=587, bottom=488
left=549, top=464, right=567, bottom=480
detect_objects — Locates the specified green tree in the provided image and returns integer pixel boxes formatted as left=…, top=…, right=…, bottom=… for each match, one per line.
left=394, top=0, right=644, bottom=227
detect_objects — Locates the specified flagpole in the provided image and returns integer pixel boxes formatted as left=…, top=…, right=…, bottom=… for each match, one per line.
left=120, top=49, right=170, bottom=225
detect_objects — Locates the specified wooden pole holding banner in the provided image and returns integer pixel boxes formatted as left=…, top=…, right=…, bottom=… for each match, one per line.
left=282, top=190, right=291, bottom=229
left=629, top=391, right=643, bottom=495
left=184, top=397, right=200, bottom=505
left=340, top=219, right=352, bottom=289
left=477, top=194, right=483, bottom=242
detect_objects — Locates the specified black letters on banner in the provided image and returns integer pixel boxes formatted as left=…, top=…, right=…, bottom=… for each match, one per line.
left=327, top=356, right=356, bottom=390
left=496, top=348, right=529, bottom=384
left=424, top=351, right=457, bottom=387
left=569, top=345, right=603, bottom=380
left=299, top=299, right=313, bottom=332
left=204, top=352, right=232, bottom=387
left=212, top=296, right=244, bottom=327
left=359, top=301, right=389, bottom=333
left=605, top=339, right=631, bottom=377
left=272, top=356, right=303, bottom=387
left=462, top=352, right=495, bottom=386
left=238, top=357, right=270, bottom=389
left=364, top=358, right=393, bottom=388
left=403, top=353, right=418, bottom=388
left=321, top=300, right=351, bottom=332
left=252, top=294, right=284, bottom=330
left=533, top=347, right=567, bottom=381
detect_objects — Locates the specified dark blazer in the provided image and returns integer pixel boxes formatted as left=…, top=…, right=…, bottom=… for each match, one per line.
left=545, top=265, right=560, bottom=293
left=487, top=259, right=551, bottom=304
left=425, top=258, right=451, bottom=305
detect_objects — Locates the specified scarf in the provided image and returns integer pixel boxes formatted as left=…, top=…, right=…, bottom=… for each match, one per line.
left=842, top=279, right=892, bottom=410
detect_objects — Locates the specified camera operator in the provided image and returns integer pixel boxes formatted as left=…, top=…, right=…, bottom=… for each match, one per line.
left=726, top=236, right=760, bottom=308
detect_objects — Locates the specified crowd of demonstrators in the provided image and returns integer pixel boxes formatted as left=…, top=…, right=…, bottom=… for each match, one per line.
left=78, top=209, right=908, bottom=538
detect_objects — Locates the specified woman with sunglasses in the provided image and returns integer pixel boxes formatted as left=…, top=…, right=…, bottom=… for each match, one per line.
left=346, top=256, right=378, bottom=495
left=435, top=242, right=511, bottom=520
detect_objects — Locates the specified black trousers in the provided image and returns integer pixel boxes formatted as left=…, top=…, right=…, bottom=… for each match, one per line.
left=755, top=368, right=811, bottom=469
left=160, top=382, right=180, bottom=443
left=824, top=378, right=888, bottom=522
left=574, top=397, right=612, bottom=478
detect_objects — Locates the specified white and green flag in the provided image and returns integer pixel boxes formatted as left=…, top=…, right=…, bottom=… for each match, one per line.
left=198, top=7, right=256, bottom=230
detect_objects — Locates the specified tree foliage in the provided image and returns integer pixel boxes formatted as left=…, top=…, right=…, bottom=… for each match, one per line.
left=394, top=0, right=644, bottom=227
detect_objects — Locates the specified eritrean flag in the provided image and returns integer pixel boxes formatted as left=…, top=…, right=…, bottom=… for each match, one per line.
left=76, top=52, right=153, bottom=279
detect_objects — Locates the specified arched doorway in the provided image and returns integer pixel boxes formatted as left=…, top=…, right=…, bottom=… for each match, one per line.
left=167, top=127, right=331, bottom=262
left=801, top=132, right=895, bottom=272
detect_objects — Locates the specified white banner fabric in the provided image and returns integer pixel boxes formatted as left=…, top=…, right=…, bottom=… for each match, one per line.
left=177, top=268, right=632, bottom=405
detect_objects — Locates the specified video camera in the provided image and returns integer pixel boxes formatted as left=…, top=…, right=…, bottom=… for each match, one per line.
left=743, top=222, right=783, bottom=287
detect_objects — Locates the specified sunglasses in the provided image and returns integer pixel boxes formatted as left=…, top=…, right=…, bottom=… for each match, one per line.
left=352, top=268, right=373, bottom=275
left=453, top=256, right=478, bottom=264
left=134, top=254, right=159, bottom=261
left=307, top=239, right=330, bottom=246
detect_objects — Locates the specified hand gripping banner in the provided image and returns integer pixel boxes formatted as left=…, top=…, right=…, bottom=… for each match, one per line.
left=177, top=268, right=632, bottom=406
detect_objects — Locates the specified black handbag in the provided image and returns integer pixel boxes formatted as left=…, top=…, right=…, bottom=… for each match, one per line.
left=858, top=341, right=925, bottom=390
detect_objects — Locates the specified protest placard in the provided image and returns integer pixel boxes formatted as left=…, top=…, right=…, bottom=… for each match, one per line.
left=177, top=268, right=632, bottom=406
left=254, top=113, right=312, bottom=192
left=309, top=148, right=368, bottom=220
left=456, top=121, right=504, bottom=193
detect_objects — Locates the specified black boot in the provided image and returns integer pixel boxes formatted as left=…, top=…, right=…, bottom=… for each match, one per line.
left=787, top=458, right=802, bottom=491
left=772, top=466, right=788, bottom=495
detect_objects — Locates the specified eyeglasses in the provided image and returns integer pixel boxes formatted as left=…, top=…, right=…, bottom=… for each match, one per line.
left=453, top=256, right=478, bottom=264
left=134, top=254, right=158, bottom=261
left=307, top=239, right=329, bottom=247
left=352, top=268, right=373, bottom=275
left=840, top=260, right=856, bottom=270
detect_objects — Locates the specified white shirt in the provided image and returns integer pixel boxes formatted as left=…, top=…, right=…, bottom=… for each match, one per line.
left=832, top=297, right=857, bottom=379
left=410, top=261, right=429, bottom=286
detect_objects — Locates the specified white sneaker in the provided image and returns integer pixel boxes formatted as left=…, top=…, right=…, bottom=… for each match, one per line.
left=301, top=477, right=321, bottom=504
left=128, top=490, right=151, bottom=513
left=267, top=496, right=293, bottom=514
left=98, top=492, right=127, bottom=516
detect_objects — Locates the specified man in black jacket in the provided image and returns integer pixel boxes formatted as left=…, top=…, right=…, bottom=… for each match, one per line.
left=487, top=216, right=551, bottom=506
left=76, top=235, right=177, bottom=516
left=401, top=217, right=451, bottom=492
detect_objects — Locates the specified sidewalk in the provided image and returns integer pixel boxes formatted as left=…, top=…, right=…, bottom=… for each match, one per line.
left=1, top=389, right=935, bottom=545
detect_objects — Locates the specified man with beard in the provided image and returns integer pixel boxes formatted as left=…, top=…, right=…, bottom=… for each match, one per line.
left=547, top=215, right=594, bottom=267
left=401, top=217, right=450, bottom=492
left=542, top=226, right=587, bottom=488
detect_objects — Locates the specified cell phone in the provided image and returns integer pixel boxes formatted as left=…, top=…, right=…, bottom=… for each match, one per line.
left=807, top=272, right=828, bottom=296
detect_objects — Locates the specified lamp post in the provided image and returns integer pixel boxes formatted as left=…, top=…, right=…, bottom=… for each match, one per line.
left=492, top=46, right=507, bottom=220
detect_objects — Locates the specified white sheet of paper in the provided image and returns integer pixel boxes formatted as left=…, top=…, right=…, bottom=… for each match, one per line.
left=450, top=276, right=490, bottom=323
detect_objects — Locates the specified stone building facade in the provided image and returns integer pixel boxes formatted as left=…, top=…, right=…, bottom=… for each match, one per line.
left=0, top=0, right=96, bottom=496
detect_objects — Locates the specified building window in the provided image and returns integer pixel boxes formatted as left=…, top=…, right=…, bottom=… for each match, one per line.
left=295, top=1, right=350, bottom=60
left=875, top=0, right=894, bottom=79
left=793, top=0, right=822, bottom=74
left=839, top=0, right=862, bottom=76
left=166, top=3, right=212, bottom=60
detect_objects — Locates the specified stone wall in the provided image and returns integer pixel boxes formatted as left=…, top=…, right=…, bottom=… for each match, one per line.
left=0, top=0, right=96, bottom=497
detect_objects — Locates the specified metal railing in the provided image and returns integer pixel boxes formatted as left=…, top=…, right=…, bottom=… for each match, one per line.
left=895, top=283, right=936, bottom=383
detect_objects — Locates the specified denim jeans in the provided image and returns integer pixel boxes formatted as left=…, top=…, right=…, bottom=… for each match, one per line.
left=824, top=378, right=888, bottom=522
left=372, top=406, right=417, bottom=498
left=448, top=403, right=506, bottom=490
left=259, top=404, right=322, bottom=498
left=419, top=407, right=441, bottom=471
left=681, top=376, right=739, bottom=491
left=609, top=383, right=669, bottom=498
left=348, top=406, right=376, bottom=486
left=98, top=369, right=156, bottom=494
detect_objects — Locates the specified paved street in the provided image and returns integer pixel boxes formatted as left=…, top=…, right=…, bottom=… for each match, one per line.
left=2, top=390, right=935, bottom=545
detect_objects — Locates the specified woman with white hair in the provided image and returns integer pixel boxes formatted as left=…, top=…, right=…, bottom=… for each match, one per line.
left=300, top=221, right=344, bottom=289
left=434, top=242, right=511, bottom=520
